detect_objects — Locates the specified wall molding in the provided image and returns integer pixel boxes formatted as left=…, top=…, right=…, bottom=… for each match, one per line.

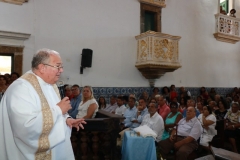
left=0, top=30, right=31, bottom=47
left=0, top=30, right=30, bottom=75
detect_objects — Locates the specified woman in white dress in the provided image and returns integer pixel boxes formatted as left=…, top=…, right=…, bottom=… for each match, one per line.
left=198, top=105, right=217, bottom=147
left=76, top=86, right=98, bottom=119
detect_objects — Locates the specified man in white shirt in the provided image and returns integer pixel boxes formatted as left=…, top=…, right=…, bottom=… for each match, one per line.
left=115, top=96, right=127, bottom=116
left=141, top=102, right=164, bottom=142
left=159, top=106, right=202, bottom=160
left=0, top=49, right=86, bottom=160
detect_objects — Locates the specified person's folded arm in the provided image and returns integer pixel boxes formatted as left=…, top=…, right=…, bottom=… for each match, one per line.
left=202, top=115, right=215, bottom=127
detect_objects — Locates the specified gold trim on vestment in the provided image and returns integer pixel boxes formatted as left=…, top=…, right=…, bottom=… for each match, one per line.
left=21, top=73, right=59, bottom=160
left=53, top=84, right=61, bottom=100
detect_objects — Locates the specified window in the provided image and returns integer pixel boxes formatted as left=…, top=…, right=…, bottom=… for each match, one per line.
left=220, top=0, right=234, bottom=14
left=140, top=3, right=162, bottom=33
left=220, top=0, right=229, bottom=13
left=144, top=11, right=156, bottom=32
left=0, top=54, right=13, bottom=75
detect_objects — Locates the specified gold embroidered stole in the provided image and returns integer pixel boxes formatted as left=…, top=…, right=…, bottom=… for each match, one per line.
left=21, top=73, right=60, bottom=160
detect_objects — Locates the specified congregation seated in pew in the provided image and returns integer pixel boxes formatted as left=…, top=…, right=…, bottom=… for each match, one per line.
left=121, top=97, right=148, bottom=128
left=182, top=99, right=200, bottom=118
left=224, top=102, right=240, bottom=153
left=162, top=102, right=183, bottom=140
left=159, top=107, right=203, bottom=160
left=64, top=84, right=74, bottom=100
left=125, top=101, right=164, bottom=143
left=76, top=85, right=99, bottom=119
left=214, top=99, right=228, bottom=121
left=114, top=96, right=127, bottom=116
left=68, top=84, right=82, bottom=118
left=98, top=95, right=107, bottom=110
left=141, top=102, right=164, bottom=142
left=61, top=85, right=240, bottom=158
left=121, top=97, right=137, bottom=129
left=196, top=101, right=204, bottom=114
left=118, top=97, right=149, bottom=145
left=156, top=95, right=170, bottom=120
left=131, top=97, right=149, bottom=128
left=198, top=105, right=217, bottom=147
left=102, top=95, right=118, bottom=113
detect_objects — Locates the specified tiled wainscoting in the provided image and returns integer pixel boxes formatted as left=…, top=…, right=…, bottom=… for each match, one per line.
left=59, top=86, right=234, bottom=103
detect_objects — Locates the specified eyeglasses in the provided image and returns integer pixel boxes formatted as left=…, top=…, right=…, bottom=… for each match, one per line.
left=43, top=64, right=63, bottom=71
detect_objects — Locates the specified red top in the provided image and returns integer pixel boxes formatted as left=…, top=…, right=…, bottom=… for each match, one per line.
left=170, top=91, right=178, bottom=101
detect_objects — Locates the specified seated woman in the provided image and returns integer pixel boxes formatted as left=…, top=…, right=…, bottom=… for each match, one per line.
left=200, top=87, right=209, bottom=102
left=98, top=96, right=107, bottom=110
left=178, top=97, right=186, bottom=113
left=224, top=102, right=240, bottom=153
left=196, top=95, right=203, bottom=103
left=198, top=105, right=217, bottom=147
left=162, top=86, right=170, bottom=103
left=196, top=102, right=204, bottom=114
left=151, top=87, right=159, bottom=99
left=162, top=102, right=183, bottom=140
left=215, top=99, right=227, bottom=121
left=76, top=86, right=99, bottom=119
left=169, top=84, right=178, bottom=102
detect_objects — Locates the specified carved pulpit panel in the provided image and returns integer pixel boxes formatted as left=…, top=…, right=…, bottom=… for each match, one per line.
left=135, top=31, right=181, bottom=86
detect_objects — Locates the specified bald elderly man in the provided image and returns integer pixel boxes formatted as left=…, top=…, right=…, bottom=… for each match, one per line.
left=159, top=106, right=202, bottom=160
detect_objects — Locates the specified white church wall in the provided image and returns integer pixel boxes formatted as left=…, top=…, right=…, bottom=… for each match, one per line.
left=0, top=0, right=239, bottom=88
left=159, top=0, right=240, bottom=87
left=235, top=0, right=240, bottom=18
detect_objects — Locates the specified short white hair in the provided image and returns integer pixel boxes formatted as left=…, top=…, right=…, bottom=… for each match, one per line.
left=31, top=48, right=60, bottom=69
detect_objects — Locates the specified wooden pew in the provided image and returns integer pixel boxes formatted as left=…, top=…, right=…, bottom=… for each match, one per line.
left=71, top=110, right=125, bottom=160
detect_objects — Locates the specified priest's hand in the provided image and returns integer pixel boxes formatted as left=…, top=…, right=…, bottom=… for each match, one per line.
left=66, top=118, right=87, bottom=131
left=57, top=97, right=72, bottom=114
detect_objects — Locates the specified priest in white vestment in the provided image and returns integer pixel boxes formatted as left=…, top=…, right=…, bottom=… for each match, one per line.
left=0, top=49, right=86, bottom=160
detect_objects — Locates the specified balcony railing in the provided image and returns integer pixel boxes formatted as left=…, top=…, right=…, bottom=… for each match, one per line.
left=214, top=13, right=240, bottom=44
